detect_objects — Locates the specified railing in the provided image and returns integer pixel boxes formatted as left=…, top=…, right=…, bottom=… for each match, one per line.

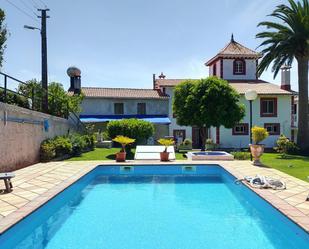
left=69, top=111, right=88, bottom=134
left=0, top=72, right=35, bottom=110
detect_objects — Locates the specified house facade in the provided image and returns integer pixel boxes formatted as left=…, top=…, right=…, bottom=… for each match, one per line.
left=70, top=37, right=296, bottom=149
left=154, top=36, right=296, bottom=148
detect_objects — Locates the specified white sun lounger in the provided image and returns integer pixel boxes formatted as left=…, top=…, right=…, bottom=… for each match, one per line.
left=134, top=146, right=176, bottom=160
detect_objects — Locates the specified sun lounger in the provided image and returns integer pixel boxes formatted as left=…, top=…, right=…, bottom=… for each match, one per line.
left=134, top=146, right=175, bottom=160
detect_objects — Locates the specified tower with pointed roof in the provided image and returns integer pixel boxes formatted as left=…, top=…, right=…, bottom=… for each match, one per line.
left=205, top=35, right=262, bottom=81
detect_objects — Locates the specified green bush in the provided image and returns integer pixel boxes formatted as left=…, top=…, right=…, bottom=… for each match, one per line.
left=106, top=119, right=154, bottom=144
left=274, top=134, right=299, bottom=158
left=40, top=140, right=56, bottom=161
left=231, top=151, right=251, bottom=160
left=69, top=134, right=87, bottom=156
left=53, top=136, right=73, bottom=157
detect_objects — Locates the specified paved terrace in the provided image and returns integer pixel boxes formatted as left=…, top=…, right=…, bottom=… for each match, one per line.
left=0, top=160, right=309, bottom=234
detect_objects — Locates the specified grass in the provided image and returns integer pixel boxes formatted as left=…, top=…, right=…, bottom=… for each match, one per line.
left=261, top=153, right=309, bottom=182
left=67, top=148, right=186, bottom=161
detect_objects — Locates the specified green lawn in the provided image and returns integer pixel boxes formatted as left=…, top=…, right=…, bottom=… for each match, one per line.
left=261, top=153, right=309, bottom=181
left=67, top=148, right=186, bottom=161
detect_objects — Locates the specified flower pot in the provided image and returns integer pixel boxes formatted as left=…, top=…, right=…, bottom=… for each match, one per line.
left=160, top=152, right=170, bottom=162
left=115, top=152, right=126, bottom=162
left=249, top=144, right=264, bottom=166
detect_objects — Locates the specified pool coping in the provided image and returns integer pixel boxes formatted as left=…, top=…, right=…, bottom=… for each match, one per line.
left=0, top=160, right=309, bottom=235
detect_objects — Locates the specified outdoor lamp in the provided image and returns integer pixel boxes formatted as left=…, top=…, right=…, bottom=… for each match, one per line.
left=245, top=89, right=258, bottom=101
left=245, top=89, right=258, bottom=161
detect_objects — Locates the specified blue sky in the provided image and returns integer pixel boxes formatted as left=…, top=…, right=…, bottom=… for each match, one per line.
left=1, top=0, right=299, bottom=90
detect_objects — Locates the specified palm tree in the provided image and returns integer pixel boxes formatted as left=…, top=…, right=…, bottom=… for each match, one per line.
left=256, top=0, right=309, bottom=153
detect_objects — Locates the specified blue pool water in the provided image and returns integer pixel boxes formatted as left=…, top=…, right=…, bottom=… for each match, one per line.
left=0, top=165, right=308, bottom=249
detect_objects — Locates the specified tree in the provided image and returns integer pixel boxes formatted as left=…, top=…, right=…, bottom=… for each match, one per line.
left=18, top=79, right=43, bottom=111
left=173, top=77, right=245, bottom=150
left=18, top=80, right=83, bottom=117
left=48, top=82, right=83, bottom=118
left=256, top=0, right=309, bottom=153
left=0, top=9, right=8, bottom=68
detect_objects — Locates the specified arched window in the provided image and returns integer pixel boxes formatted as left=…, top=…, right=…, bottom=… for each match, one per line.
left=233, top=59, right=246, bottom=75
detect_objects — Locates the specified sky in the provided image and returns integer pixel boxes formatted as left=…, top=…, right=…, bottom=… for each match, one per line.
left=0, top=0, right=300, bottom=91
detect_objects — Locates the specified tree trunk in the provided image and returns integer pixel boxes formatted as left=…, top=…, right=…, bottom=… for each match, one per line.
left=296, top=57, right=309, bottom=153
left=200, top=127, right=207, bottom=151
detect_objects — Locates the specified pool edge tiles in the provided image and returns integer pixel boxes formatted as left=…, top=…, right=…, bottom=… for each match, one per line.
left=0, top=161, right=309, bottom=236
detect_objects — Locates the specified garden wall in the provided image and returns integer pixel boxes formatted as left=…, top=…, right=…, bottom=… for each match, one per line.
left=0, top=102, right=76, bottom=172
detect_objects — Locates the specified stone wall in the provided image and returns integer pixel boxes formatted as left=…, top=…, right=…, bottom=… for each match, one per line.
left=0, top=102, right=75, bottom=172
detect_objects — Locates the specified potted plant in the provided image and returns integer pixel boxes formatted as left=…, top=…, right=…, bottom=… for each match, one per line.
left=206, top=139, right=216, bottom=151
left=112, top=135, right=135, bottom=162
left=178, top=138, right=192, bottom=151
left=250, top=126, right=269, bottom=166
left=157, top=138, right=175, bottom=161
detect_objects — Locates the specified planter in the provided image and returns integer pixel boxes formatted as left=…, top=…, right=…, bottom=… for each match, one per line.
left=115, top=152, right=126, bottom=162
left=249, top=144, right=264, bottom=166
left=160, top=152, right=170, bottom=162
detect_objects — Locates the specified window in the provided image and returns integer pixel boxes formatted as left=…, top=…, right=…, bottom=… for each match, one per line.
left=232, top=123, right=249, bottom=135
left=114, top=103, right=124, bottom=115
left=260, top=98, right=277, bottom=117
left=173, top=130, right=186, bottom=144
left=213, top=64, right=217, bottom=76
left=264, top=123, right=280, bottom=135
left=233, top=59, right=246, bottom=75
left=137, top=103, right=146, bottom=115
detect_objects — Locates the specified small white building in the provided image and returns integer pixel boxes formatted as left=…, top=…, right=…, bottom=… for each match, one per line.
left=154, top=36, right=296, bottom=149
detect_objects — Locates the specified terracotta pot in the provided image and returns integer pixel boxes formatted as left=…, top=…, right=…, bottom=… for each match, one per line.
left=249, top=144, right=264, bottom=166
left=115, top=152, right=126, bottom=162
left=160, top=152, right=170, bottom=162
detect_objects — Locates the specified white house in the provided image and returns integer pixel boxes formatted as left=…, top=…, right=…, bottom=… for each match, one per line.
left=70, top=36, right=296, bottom=149
left=154, top=36, right=296, bottom=149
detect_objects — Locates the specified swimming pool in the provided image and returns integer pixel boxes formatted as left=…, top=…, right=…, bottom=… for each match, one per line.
left=0, top=165, right=308, bottom=249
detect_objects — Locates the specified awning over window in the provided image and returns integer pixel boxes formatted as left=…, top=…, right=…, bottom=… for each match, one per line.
left=79, top=115, right=171, bottom=125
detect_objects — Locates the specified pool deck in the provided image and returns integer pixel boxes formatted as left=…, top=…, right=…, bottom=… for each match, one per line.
left=0, top=160, right=309, bottom=234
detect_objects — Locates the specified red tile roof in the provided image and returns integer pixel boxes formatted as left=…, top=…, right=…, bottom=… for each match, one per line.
left=205, top=40, right=262, bottom=66
left=73, top=87, right=169, bottom=99
left=155, top=79, right=292, bottom=95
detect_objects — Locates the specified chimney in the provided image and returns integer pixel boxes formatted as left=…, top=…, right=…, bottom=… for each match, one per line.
left=281, top=64, right=291, bottom=91
left=153, top=73, right=156, bottom=89
left=158, top=72, right=166, bottom=79
left=67, top=67, right=81, bottom=94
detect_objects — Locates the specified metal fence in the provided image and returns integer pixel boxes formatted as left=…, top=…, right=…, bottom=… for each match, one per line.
left=0, top=72, right=35, bottom=110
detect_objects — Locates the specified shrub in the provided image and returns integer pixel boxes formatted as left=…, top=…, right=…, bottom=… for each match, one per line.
left=274, top=134, right=299, bottom=158
left=69, top=134, right=87, bottom=156
left=231, top=151, right=250, bottom=160
left=53, top=136, right=73, bottom=157
left=182, top=138, right=192, bottom=146
left=107, top=119, right=154, bottom=144
left=112, top=135, right=135, bottom=152
left=251, top=126, right=269, bottom=144
left=40, top=140, right=56, bottom=161
left=157, top=138, right=175, bottom=152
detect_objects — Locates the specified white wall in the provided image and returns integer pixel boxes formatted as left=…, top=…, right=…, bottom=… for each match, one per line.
left=223, top=59, right=256, bottom=80
left=80, top=98, right=168, bottom=116
left=165, top=87, right=192, bottom=139
left=209, top=95, right=292, bottom=148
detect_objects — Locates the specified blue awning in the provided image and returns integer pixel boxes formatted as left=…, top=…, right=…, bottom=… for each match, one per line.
left=79, top=115, right=171, bottom=124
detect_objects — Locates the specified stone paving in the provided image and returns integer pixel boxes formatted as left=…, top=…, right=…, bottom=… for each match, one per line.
left=0, top=160, right=309, bottom=234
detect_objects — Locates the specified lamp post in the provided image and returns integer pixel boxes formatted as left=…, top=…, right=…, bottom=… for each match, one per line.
left=24, top=9, right=49, bottom=113
left=245, top=89, right=258, bottom=161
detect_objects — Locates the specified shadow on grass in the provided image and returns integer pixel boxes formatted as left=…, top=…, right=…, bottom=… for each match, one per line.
left=106, top=151, right=135, bottom=160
